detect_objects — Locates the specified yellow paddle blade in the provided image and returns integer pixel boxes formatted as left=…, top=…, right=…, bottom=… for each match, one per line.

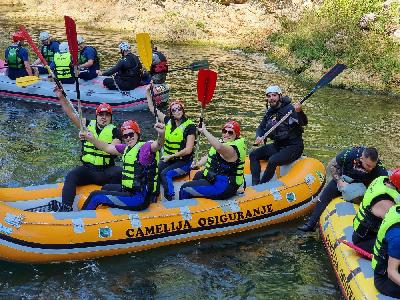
left=16, top=76, right=40, bottom=87
left=136, top=33, right=152, bottom=72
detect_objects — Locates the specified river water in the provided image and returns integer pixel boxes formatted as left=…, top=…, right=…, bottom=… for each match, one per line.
left=1, top=5, right=400, bottom=299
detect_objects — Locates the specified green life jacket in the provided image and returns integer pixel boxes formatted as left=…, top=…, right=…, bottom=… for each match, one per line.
left=81, top=120, right=116, bottom=166
left=121, top=142, right=159, bottom=193
left=54, top=52, right=72, bottom=79
left=203, top=138, right=246, bottom=186
left=353, top=176, right=400, bottom=232
left=372, top=205, right=400, bottom=275
left=78, top=46, right=100, bottom=67
left=163, top=119, right=195, bottom=157
left=6, top=47, right=24, bottom=69
left=41, top=42, right=56, bottom=63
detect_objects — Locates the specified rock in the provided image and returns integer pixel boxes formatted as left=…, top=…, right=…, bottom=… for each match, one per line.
left=359, top=13, right=377, bottom=30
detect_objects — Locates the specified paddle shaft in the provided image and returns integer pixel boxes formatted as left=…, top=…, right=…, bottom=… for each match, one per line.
left=19, top=26, right=79, bottom=118
left=339, top=239, right=373, bottom=260
left=194, top=107, right=205, bottom=162
left=150, top=85, right=158, bottom=123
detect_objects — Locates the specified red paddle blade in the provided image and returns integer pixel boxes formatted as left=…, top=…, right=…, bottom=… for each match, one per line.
left=64, top=16, right=78, bottom=65
left=197, top=69, right=217, bottom=109
left=19, top=26, right=48, bottom=66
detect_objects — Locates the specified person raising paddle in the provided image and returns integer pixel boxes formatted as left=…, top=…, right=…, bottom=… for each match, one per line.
left=147, top=85, right=196, bottom=201
left=249, top=85, right=308, bottom=186
left=54, top=87, right=123, bottom=211
left=79, top=120, right=165, bottom=210
left=179, top=120, right=246, bottom=200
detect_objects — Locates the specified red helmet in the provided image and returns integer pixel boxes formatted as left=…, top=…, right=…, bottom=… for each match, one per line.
left=12, top=31, right=25, bottom=43
left=168, top=100, right=185, bottom=113
left=390, top=168, right=400, bottom=190
left=223, top=120, right=240, bottom=137
left=121, top=120, right=141, bottom=134
left=96, top=103, right=112, bottom=115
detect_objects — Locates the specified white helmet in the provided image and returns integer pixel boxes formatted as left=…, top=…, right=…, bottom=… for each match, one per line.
left=39, top=31, right=50, bottom=41
left=59, top=42, right=69, bottom=53
left=119, top=41, right=131, bottom=51
left=265, top=85, right=282, bottom=95
left=77, top=35, right=85, bottom=45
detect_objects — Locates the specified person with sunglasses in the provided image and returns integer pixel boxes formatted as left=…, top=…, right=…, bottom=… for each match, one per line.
left=250, top=85, right=308, bottom=186
left=79, top=120, right=165, bottom=210
left=147, top=87, right=196, bottom=201
left=54, top=87, right=123, bottom=211
left=179, top=120, right=246, bottom=200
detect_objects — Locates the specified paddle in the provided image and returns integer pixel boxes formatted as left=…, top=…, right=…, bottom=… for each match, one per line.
left=16, top=76, right=41, bottom=87
left=255, top=63, right=347, bottom=145
left=18, top=25, right=79, bottom=117
left=167, top=60, right=209, bottom=73
left=194, top=69, right=218, bottom=162
left=65, top=15, right=85, bottom=131
left=136, top=32, right=158, bottom=122
left=339, top=239, right=373, bottom=260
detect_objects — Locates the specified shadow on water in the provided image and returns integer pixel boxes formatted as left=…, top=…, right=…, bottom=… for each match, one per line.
left=2, top=5, right=399, bottom=298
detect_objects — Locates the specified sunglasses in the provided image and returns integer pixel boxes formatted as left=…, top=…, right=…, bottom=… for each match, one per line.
left=171, top=107, right=183, bottom=113
left=222, top=128, right=235, bottom=135
left=123, top=132, right=136, bottom=139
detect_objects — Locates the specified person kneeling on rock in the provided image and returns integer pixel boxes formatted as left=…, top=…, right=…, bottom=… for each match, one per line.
left=80, top=120, right=165, bottom=210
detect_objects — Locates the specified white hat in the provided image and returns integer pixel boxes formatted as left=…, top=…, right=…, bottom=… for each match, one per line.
left=59, top=42, right=69, bottom=53
left=265, top=85, right=282, bottom=95
left=39, top=31, right=50, bottom=41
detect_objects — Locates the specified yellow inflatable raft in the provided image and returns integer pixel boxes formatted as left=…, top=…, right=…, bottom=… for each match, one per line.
left=319, top=197, right=395, bottom=300
left=0, top=157, right=325, bottom=263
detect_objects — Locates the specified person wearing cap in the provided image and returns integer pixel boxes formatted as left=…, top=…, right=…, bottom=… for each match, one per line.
left=147, top=86, right=196, bottom=200
left=76, top=35, right=100, bottom=81
left=372, top=204, right=400, bottom=298
left=179, top=121, right=246, bottom=200
left=97, top=41, right=142, bottom=91
left=54, top=88, right=123, bottom=211
left=80, top=120, right=165, bottom=210
left=49, top=42, right=74, bottom=84
left=250, top=85, right=308, bottom=186
left=298, top=146, right=388, bottom=232
left=33, top=31, right=60, bottom=74
left=351, top=169, right=400, bottom=253
left=5, top=31, right=35, bottom=80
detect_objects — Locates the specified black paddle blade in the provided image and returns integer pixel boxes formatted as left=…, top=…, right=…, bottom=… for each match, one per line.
left=315, top=63, right=347, bottom=89
left=300, top=63, right=347, bottom=104
left=189, top=60, right=209, bottom=71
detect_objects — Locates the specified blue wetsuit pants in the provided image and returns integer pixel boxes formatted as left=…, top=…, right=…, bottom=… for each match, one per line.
left=159, top=159, right=192, bottom=198
left=179, top=171, right=238, bottom=200
left=81, top=184, right=149, bottom=210
left=78, top=68, right=98, bottom=80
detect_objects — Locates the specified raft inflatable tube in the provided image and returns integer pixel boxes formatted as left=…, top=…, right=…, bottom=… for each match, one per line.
left=319, top=198, right=396, bottom=300
left=0, top=157, right=325, bottom=263
left=0, top=69, right=169, bottom=111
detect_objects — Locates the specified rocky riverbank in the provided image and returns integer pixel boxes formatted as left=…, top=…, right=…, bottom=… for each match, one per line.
left=7, top=0, right=400, bottom=96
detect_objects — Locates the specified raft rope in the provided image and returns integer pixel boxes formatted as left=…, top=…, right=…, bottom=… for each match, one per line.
left=19, top=180, right=314, bottom=227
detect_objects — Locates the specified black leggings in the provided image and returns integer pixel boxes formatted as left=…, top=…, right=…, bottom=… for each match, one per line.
left=307, top=179, right=341, bottom=227
left=62, top=165, right=122, bottom=207
left=352, top=228, right=376, bottom=254
left=249, top=142, right=303, bottom=185
left=374, top=272, right=400, bottom=298
left=103, top=77, right=140, bottom=91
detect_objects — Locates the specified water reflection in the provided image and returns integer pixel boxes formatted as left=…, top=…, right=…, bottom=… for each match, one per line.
left=2, top=6, right=400, bottom=299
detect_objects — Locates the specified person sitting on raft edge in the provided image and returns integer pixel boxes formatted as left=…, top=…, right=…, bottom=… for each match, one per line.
left=249, top=85, right=307, bottom=186
left=79, top=120, right=165, bottom=210
left=179, top=120, right=246, bottom=201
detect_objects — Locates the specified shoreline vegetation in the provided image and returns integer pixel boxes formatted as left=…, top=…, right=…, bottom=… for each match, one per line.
left=8, top=0, right=400, bottom=96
